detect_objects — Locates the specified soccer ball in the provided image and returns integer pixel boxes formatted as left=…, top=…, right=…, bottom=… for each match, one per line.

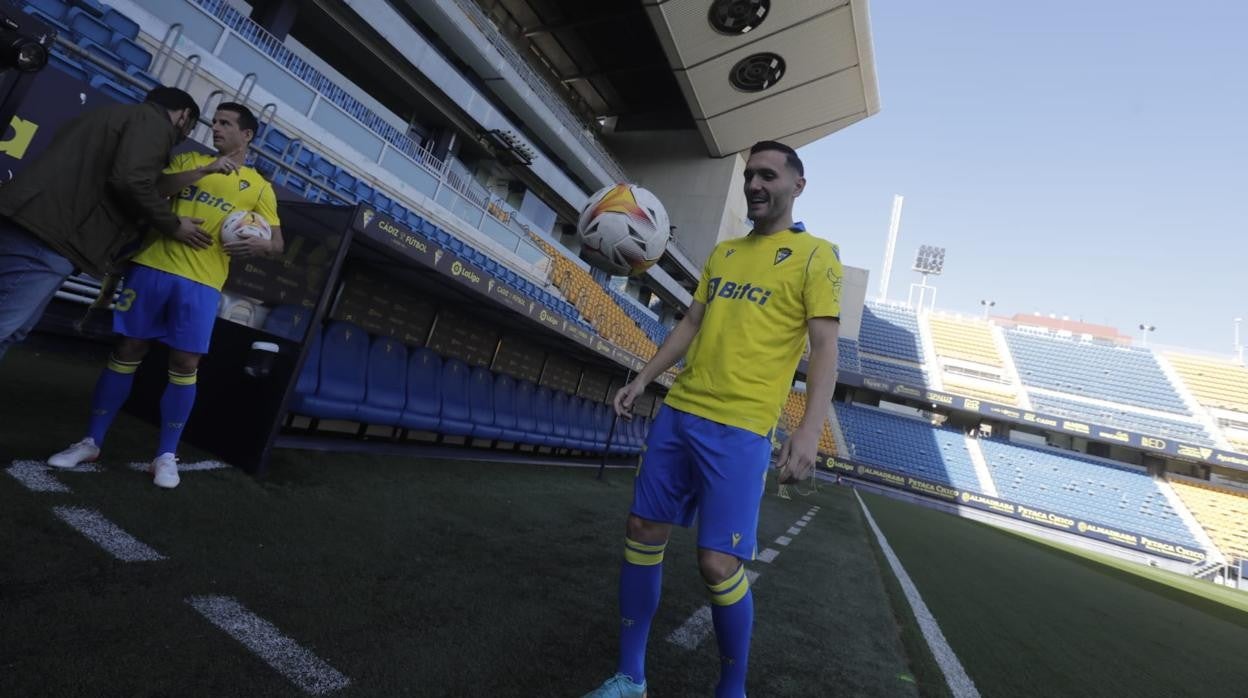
left=220, top=210, right=272, bottom=245
left=576, top=183, right=670, bottom=277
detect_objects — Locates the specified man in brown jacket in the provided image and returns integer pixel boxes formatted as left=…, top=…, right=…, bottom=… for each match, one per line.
left=0, top=86, right=212, bottom=360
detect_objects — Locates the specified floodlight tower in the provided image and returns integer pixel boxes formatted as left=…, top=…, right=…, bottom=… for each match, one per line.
left=1234, top=317, right=1243, bottom=364
left=907, top=244, right=945, bottom=311
left=877, top=195, right=904, bottom=301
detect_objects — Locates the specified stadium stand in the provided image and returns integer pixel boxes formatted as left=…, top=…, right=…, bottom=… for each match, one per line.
left=928, top=315, right=1004, bottom=366
left=1005, top=330, right=1189, bottom=413
left=838, top=338, right=862, bottom=373
left=778, top=390, right=837, bottom=455
left=834, top=403, right=984, bottom=491
left=1168, top=479, right=1248, bottom=563
left=860, top=356, right=927, bottom=386
left=979, top=438, right=1201, bottom=547
left=1165, top=354, right=1248, bottom=413
left=941, top=379, right=1019, bottom=406
left=287, top=321, right=645, bottom=454
left=1028, top=393, right=1214, bottom=445
left=605, top=284, right=670, bottom=346
left=528, top=235, right=659, bottom=360
left=859, top=302, right=924, bottom=362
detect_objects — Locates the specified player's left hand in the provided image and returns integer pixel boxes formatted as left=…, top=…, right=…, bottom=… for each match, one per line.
left=776, top=426, right=818, bottom=484
left=223, top=236, right=273, bottom=259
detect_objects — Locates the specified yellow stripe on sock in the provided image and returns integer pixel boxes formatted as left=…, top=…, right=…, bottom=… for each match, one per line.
left=168, top=370, right=198, bottom=386
left=707, top=565, right=746, bottom=594
left=709, top=574, right=750, bottom=606
left=625, top=538, right=666, bottom=553
left=107, top=357, right=141, bottom=374
left=624, top=547, right=665, bottom=566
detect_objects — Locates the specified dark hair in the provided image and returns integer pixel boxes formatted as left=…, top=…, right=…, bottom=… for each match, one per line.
left=144, top=86, right=199, bottom=124
left=216, top=101, right=259, bottom=138
left=749, top=140, right=804, bottom=177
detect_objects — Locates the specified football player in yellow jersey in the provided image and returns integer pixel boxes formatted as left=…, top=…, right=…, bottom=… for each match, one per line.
left=48, top=103, right=284, bottom=489
left=585, top=142, right=841, bottom=698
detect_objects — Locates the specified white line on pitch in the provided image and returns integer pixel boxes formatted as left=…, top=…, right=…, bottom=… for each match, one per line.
left=127, top=460, right=229, bottom=473
left=855, top=491, right=980, bottom=698
left=52, top=506, right=165, bottom=561
left=6, top=461, right=71, bottom=492
left=188, top=596, right=350, bottom=695
left=795, top=520, right=808, bottom=527
left=668, top=606, right=713, bottom=650
left=757, top=548, right=779, bottom=563
left=775, top=535, right=792, bottom=546
left=786, top=526, right=801, bottom=535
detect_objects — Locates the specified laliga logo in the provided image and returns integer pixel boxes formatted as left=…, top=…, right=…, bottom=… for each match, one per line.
left=1077, top=522, right=1088, bottom=533
left=450, top=260, right=481, bottom=283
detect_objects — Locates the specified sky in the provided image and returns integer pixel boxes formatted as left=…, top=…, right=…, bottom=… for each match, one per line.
left=797, top=0, right=1247, bottom=355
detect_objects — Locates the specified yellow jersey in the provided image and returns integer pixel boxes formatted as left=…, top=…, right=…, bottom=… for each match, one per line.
left=132, top=151, right=280, bottom=290
left=664, top=224, right=842, bottom=436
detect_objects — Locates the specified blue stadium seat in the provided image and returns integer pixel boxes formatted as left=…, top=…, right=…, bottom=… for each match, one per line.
left=355, top=336, right=407, bottom=426
left=261, top=128, right=294, bottom=159
left=310, top=155, right=337, bottom=182
left=100, top=8, right=139, bottom=40
left=111, top=37, right=151, bottom=72
left=551, top=391, right=572, bottom=448
left=290, top=322, right=368, bottom=420
left=567, top=396, right=588, bottom=450
left=67, top=7, right=111, bottom=45
left=390, top=203, right=409, bottom=224
left=513, top=380, right=538, bottom=443
left=293, top=149, right=316, bottom=174
left=400, top=348, right=442, bottom=432
left=532, top=386, right=559, bottom=447
left=71, top=0, right=106, bottom=17
left=292, top=326, right=322, bottom=399
left=493, top=374, right=526, bottom=443
left=352, top=180, right=374, bottom=203
left=28, top=0, right=70, bottom=21
left=78, top=39, right=125, bottom=72
left=468, top=366, right=501, bottom=440
left=438, top=359, right=474, bottom=437
left=261, top=304, right=310, bottom=341
left=125, top=65, right=161, bottom=92
left=332, top=169, right=356, bottom=195
left=373, top=191, right=392, bottom=212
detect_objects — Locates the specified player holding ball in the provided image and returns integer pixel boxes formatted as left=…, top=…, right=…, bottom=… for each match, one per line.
left=584, top=141, right=842, bottom=698
left=48, top=103, right=283, bottom=489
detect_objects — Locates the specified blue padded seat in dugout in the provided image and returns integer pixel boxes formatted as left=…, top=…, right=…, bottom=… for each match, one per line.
left=511, top=380, right=541, bottom=444
left=262, top=305, right=310, bottom=342
left=438, top=359, right=474, bottom=437
left=400, top=348, right=442, bottom=432
left=492, top=373, right=528, bottom=443
left=293, top=326, right=322, bottom=398
left=290, top=322, right=367, bottom=420
left=468, top=366, right=501, bottom=440
left=532, top=387, right=559, bottom=447
left=355, top=336, right=408, bottom=426
left=567, top=396, right=588, bottom=450
left=550, top=391, right=572, bottom=448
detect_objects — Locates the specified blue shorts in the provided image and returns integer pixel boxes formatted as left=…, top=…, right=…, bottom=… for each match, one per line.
left=631, top=406, right=772, bottom=560
left=113, top=264, right=221, bottom=354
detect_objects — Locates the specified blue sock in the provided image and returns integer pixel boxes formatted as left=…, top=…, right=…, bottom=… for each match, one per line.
left=86, top=355, right=142, bottom=446
left=157, top=369, right=197, bottom=456
left=709, top=564, right=753, bottom=698
left=617, top=537, right=665, bottom=685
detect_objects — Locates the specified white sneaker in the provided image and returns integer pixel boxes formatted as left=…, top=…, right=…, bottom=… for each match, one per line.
left=48, top=438, right=100, bottom=469
left=151, top=453, right=180, bottom=489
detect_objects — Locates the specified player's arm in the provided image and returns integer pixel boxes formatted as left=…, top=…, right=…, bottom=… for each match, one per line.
left=157, top=155, right=241, bottom=198
left=613, top=300, right=705, bottom=418
left=224, top=186, right=284, bottom=258
left=778, top=317, right=840, bottom=483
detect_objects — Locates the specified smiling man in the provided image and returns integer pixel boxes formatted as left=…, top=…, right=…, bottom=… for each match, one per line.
left=585, top=141, right=842, bottom=698
left=47, top=103, right=284, bottom=489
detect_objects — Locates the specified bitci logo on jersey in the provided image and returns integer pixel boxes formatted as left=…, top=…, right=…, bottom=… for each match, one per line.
left=706, top=277, right=773, bottom=307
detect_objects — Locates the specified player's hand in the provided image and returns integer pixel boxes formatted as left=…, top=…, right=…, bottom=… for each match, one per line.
left=172, top=216, right=212, bottom=249
left=613, top=379, right=646, bottom=419
left=200, top=156, right=241, bottom=176
left=223, top=235, right=272, bottom=258
left=776, top=426, right=818, bottom=484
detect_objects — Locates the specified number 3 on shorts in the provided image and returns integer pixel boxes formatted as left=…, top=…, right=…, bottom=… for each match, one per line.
left=115, top=288, right=137, bottom=312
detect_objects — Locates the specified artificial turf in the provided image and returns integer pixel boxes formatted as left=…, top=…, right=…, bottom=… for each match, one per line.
left=2, top=345, right=917, bottom=697
left=860, top=491, right=1248, bottom=697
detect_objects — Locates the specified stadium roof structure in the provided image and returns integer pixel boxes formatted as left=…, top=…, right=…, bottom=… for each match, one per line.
left=483, top=0, right=880, bottom=158
left=646, top=0, right=881, bottom=157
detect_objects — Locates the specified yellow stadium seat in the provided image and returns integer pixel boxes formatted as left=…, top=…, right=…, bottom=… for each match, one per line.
left=1166, top=354, right=1248, bottom=413
left=928, top=316, right=1003, bottom=367
left=942, top=379, right=1018, bottom=406
left=1169, top=479, right=1248, bottom=562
